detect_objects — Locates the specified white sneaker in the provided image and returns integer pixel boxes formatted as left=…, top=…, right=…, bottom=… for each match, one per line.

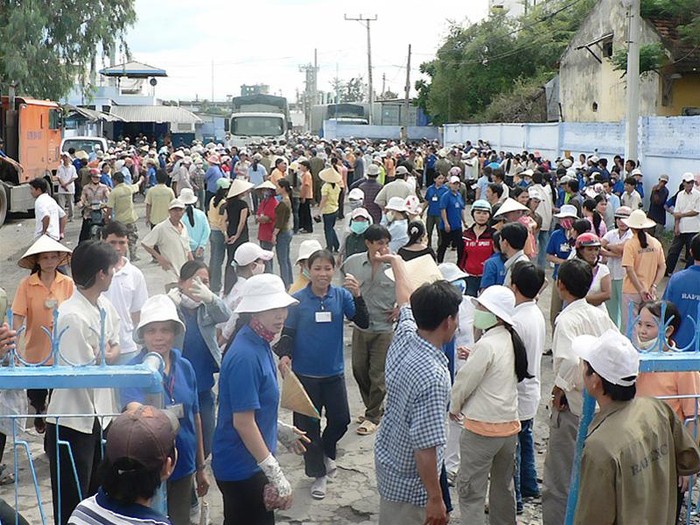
left=311, top=476, right=328, bottom=499
left=324, top=456, right=337, bottom=479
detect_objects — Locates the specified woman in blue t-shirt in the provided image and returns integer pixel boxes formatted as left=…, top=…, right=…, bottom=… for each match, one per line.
left=213, top=274, right=305, bottom=525
left=121, top=295, right=209, bottom=525
left=276, top=249, right=369, bottom=500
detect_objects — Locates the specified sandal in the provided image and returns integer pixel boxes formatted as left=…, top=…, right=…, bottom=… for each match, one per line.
left=324, top=457, right=337, bottom=479
left=311, top=476, right=327, bottom=500
left=356, top=420, right=378, bottom=436
left=0, top=465, right=14, bottom=485
left=355, top=415, right=366, bottom=424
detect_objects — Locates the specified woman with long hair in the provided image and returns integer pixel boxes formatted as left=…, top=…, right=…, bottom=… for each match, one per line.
left=207, top=178, right=231, bottom=295
left=331, top=156, right=348, bottom=220
left=179, top=188, right=210, bottom=261
left=620, top=210, right=666, bottom=333
left=277, top=250, right=369, bottom=500
left=398, top=220, right=436, bottom=262
left=450, top=285, right=532, bottom=524
left=582, top=198, right=607, bottom=238
left=256, top=181, right=279, bottom=272
left=11, top=237, right=74, bottom=438
left=274, top=179, right=294, bottom=289
left=298, top=160, right=314, bottom=233
left=225, top=179, right=255, bottom=285
left=316, top=167, right=342, bottom=253
left=286, top=162, right=301, bottom=233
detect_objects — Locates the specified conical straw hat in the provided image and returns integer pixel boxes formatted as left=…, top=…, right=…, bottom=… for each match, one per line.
left=18, top=235, right=72, bottom=270
left=384, top=254, right=443, bottom=290
left=280, top=368, right=320, bottom=419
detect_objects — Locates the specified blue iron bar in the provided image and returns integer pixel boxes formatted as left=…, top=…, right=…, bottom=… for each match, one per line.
left=0, top=364, right=162, bottom=390
left=639, top=353, right=700, bottom=373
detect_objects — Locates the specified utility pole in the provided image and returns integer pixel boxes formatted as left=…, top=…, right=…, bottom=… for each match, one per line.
left=624, top=0, right=640, bottom=164
left=381, top=73, right=386, bottom=98
left=344, top=14, right=378, bottom=124
left=403, top=44, right=412, bottom=128
left=211, top=60, right=215, bottom=102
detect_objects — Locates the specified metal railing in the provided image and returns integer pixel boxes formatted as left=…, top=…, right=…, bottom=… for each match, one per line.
left=0, top=308, right=164, bottom=525
left=565, top=302, right=700, bottom=525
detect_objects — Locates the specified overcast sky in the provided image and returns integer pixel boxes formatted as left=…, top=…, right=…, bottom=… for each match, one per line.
left=120, top=0, right=490, bottom=103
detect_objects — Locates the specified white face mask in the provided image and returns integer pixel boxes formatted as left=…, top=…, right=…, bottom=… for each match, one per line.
left=386, top=211, right=396, bottom=223
left=251, top=261, right=265, bottom=275
left=634, top=333, right=658, bottom=351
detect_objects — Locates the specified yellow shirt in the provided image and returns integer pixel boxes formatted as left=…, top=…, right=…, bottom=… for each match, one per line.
left=288, top=272, right=310, bottom=294
left=208, top=198, right=227, bottom=232
left=621, top=234, right=665, bottom=293
left=106, top=183, right=140, bottom=224
left=145, top=184, right=175, bottom=226
left=320, top=182, right=341, bottom=215
left=11, top=272, right=74, bottom=364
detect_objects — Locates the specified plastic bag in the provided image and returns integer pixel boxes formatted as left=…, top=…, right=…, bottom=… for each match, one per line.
left=0, top=389, right=27, bottom=435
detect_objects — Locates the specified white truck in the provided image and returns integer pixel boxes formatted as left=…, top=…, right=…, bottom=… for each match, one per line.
left=228, top=95, right=289, bottom=148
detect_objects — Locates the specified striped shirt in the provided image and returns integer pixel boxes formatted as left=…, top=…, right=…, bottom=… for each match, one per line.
left=69, top=489, right=171, bottom=525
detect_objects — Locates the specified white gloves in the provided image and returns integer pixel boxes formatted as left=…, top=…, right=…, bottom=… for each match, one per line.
left=278, top=421, right=299, bottom=451
left=190, top=277, right=216, bottom=304
left=258, top=454, right=292, bottom=498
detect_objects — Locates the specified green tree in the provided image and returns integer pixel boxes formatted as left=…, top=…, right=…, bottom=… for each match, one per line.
left=0, top=1, right=137, bottom=100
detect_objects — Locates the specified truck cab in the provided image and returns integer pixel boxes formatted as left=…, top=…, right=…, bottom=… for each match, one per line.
left=229, top=94, right=289, bottom=148
left=60, top=136, right=108, bottom=158
left=0, top=96, right=62, bottom=226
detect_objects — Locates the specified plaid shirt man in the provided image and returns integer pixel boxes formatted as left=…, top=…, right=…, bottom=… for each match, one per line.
left=374, top=305, right=450, bottom=506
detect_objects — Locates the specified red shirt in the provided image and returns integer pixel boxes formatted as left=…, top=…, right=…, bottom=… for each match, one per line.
left=459, top=225, right=495, bottom=277
left=257, top=197, right=278, bottom=242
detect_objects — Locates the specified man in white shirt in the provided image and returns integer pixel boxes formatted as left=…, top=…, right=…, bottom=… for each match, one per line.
left=46, top=240, right=121, bottom=525
left=666, top=172, right=700, bottom=275
left=500, top=222, right=530, bottom=286
left=542, top=259, right=617, bottom=525
left=29, top=177, right=66, bottom=240
left=102, top=221, right=149, bottom=364
left=510, top=261, right=546, bottom=511
left=55, top=152, right=78, bottom=221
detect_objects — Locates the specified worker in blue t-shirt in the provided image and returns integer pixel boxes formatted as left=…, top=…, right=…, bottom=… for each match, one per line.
left=663, top=234, right=700, bottom=350
left=437, top=175, right=466, bottom=263
left=424, top=173, right=449, bottom=249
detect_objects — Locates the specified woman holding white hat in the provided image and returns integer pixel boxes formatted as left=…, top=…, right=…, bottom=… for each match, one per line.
left=620, top=209, right=666, bottom=332
left=121, top=294, right=209, bottom=525
left=450, top=285, right=531, bottom=524
left=11, top=236, right=74, bottom=434
left=383, top=196, right=409, bottom=253
left=179, top=188, right=210, bottom=261
left=212, top=274, right=304, bottom=524
left=316, top=166, right=342, bottom=253
left=207, top=177, right=232, bottom=295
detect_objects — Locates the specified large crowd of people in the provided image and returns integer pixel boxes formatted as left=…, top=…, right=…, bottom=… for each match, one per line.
left=0, top=134, right=699, bottom=525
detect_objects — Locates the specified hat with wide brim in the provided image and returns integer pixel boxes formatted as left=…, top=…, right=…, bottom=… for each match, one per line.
left=554, top=204, right=579, bottom=219
left=295, top=240, right=323, bottom=264
left=386, top=196, right=408, bottom=212
left=74, top=150, right=89, bottom=161
left=469, top=285, right=515, bottom=325
left=255, top=180, right=277, bottom=191
left=18, top=235, right=72, bottom=270
left=134, top=294, right=186, bottom=344
left=280, top=368, right=320, bottom=419
left=621, top=209, right=656, bottom=230
left=493, top=198, right=529, bottom=218
left=384, top=254, right=443, bottom=290
left=319, top=167, right=342, bottom=184
left=178, top=188, right=198, bottom=205
left=227, top=179, right=254, bottom=198
left=235, top=274, right=299, bottom=314
left=438, top=262, right=469, bottom=282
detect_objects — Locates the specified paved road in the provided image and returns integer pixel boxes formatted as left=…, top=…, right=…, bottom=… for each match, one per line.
left=0, top=201, right=566, bottom=524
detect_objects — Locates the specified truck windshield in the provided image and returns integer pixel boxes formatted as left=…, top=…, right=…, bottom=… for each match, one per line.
left=62, top=139, right=103, bottom=154
left=231, top=116, right=284, bottom=137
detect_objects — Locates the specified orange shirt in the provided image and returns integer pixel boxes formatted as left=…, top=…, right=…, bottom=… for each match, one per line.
left=636, top=370, right=700, bottom=422
left=12, top=272, right=74, bottom=364
left=300, top=172, right=313, bottom=200
left=269, top=168, right=285, bottom=190
left=465, top=419, right=521, bottom=437
left=621, top=234, right=665, bottom=294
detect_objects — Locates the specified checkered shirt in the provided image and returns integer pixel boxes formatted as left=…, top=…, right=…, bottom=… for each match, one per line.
left=374, top=305, right=451, bottom=506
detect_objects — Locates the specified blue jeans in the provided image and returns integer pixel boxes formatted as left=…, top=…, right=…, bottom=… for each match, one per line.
left=323, top=212, right=340, bottom=252
left=260, top=240, right=274, bottom=273
left=199, top=389, right=215, bottom=459
left=276, top=230, right=293, bottom=289
left=208, top=230, right=227, bottom=294
left=514, top=418, right=539, bottom=509
left=537, top=230, right=551, bottom=268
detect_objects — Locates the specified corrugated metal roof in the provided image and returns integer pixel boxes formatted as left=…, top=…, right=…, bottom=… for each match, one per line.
left=65, top=105, right=124, bottom=122
left=99, top=61, right=168, bottom=78
left=109, top=105, right=202, bottom=125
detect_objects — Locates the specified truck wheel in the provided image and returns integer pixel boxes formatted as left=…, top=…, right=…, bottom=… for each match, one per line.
left=0, top=184, right=7, bottom=227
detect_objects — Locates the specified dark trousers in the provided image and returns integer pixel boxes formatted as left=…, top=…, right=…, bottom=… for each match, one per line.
left=28, top=388, right=48, bottom=413
left=205, top=190, right=215, bottom=210
left=291, top=197, right=300, bottom=233
left=299, top=200, right=313, bottom=232
left=465, top=276, right=481, bottom=297
left=323, top=213, right=340, bottom=252
left=217, top=471, right=274, bottom=525
left=437, top=228, right=464, bottom=263
left=337, top=189, right=345, bottom=219
left=666, top=232, right=696, bottom=274
left=425, top=167, right=436, bottom=188
left=293, top=374, right=351, bottom=478
left=46, top=420, right=102, bottom=525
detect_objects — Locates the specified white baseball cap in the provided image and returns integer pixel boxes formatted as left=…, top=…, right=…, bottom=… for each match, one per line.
left=233, top=242, right=273, bottom=267
left=348, top=188, right=365, bottom=201
left=572, top=330, right=639, bottom=387
left=682, top=172, right=695, bottom=183
left=470, top=285, right=515, bottom=325
left=235, top=274, right=299, bottom=314
left=449, top=175, right=461, bottom=184
left=351, top=207, right=371, bottom=221
left=295, top=239, right=323, bottom=264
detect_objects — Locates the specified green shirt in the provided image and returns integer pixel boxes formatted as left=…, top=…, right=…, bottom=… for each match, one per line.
left=106, top=183, right=140, bottom=224
left=341, top=252, right=395, bottom=333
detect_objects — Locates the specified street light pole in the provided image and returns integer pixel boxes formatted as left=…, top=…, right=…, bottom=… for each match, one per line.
left=345, top=14, right=378, bottom=124
left=624, top=0, right=640, bottom=164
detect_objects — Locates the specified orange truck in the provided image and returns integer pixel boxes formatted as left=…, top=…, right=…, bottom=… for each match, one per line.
left=0, top=96, right=62, bottom=226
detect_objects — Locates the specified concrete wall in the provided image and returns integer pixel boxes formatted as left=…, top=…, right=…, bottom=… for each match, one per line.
left=559, top=0, right=662, bottom=122
left=443, top=116, right=700, bottom=198
left=322, top=120, right=441, bottom=141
